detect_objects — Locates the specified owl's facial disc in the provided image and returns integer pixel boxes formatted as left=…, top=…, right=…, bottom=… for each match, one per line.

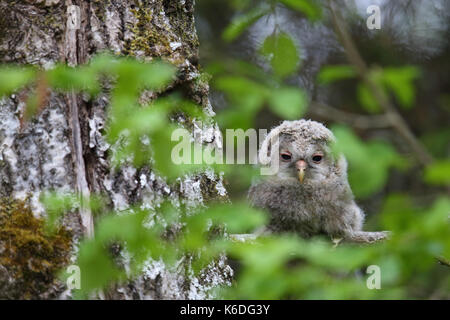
left=295, top=159, right=307, bottom=183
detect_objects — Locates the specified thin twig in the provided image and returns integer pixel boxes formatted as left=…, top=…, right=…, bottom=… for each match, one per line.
left=308, top=101, right=391, bottom=129
left=327, top=1, right=433, bottom=166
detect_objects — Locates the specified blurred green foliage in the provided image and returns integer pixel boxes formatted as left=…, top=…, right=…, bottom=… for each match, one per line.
left=261, top=32, right=300, bottom=78
left=318, top=65, right=420, bottom=113
left=222, top=0, right=322, bottom=43
left=423, top=161, right=450, bottom=186
left=0, top=0, right=448, bottom=300
left=278, top=0, right=322, bottom=20
left=317, top=65, right=356, bottom=84
left=332, top=125, right=407, bottom=198
left=0, top=66, right=36, bottom=96
left=223, top=4, right=271, bottom=42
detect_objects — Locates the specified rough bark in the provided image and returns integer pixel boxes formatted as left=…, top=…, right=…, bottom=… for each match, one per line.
left=0, top=0, right=231, bottom=299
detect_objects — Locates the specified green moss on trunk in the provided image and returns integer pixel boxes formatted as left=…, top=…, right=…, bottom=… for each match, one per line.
left=0, top=198, right=72, bottom=299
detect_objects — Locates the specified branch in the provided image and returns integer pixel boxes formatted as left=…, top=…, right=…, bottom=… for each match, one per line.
left=308, top=101, right=391, bottom=129
left=327, top=1, right=433, bottom=166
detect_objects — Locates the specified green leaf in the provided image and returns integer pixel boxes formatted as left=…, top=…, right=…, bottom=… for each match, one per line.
left=420, top=128, right=450, bottom=158
left=268, top=86, right=307, bottom=119
left=318, top=65, right=356, bottom=84
left=0, top=66, right=36, bottom=96
left=139, top=61, right=176, bottom=89
left=223, top=6, right=271, bottom=42
left=421, top=197, right=450, bottom=238
left=215, top=76, right=268, bottom=111
left=303, top=240, right=372, bottom=270
left=40, top=192, right=78, bottom=233
left=332, top=125, right=403, bottom=198
left=75, top=240, right=124, bottom=296
left=278, top=0, right=322, bottom=20
left=377, top=255, right=401, bottom=285
left=424, top=160, right=450, bottom=186
left=357, top=83, right=381, bottom=113
left=261, top=32, right=299, bottom=78
left=89, top=53, right=118, bottom=74
left=151, top=124, right=190, bottom=181
left=216, top=108, right=256, bottom=130
left=47, top=65, right=99, bottom=94
left=206, top=202, right=268, bottom=233
left=382, top=66, right=420, bottom=109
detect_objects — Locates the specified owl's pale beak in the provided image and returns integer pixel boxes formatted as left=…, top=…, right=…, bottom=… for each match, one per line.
left=295, top=160, right=307, bottom=183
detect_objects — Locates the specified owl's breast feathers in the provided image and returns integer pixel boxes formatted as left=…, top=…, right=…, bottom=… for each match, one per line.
left=248, top=176, right=353, bottom=235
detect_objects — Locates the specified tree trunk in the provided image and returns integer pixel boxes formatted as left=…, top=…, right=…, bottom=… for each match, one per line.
left=0, top=0, right=231, bottom=299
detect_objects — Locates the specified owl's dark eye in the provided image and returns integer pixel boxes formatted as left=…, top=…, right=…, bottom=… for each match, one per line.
left=280, top=153, right=292, bottom=161
left=312, top=155, right=323, bottom=163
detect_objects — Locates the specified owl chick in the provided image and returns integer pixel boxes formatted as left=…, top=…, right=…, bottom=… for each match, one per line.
left=248, top=119, right=389, bottom=243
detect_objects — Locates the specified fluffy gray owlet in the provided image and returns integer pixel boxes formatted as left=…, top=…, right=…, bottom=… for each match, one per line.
left=248, top=119, right=389, bottom=243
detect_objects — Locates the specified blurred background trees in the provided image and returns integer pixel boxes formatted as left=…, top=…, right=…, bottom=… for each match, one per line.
left=0, top=0, right=448, bottom=299
left=197, top=0, right=449, bottom=205
left=193, top=0, right=449, bottom=299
